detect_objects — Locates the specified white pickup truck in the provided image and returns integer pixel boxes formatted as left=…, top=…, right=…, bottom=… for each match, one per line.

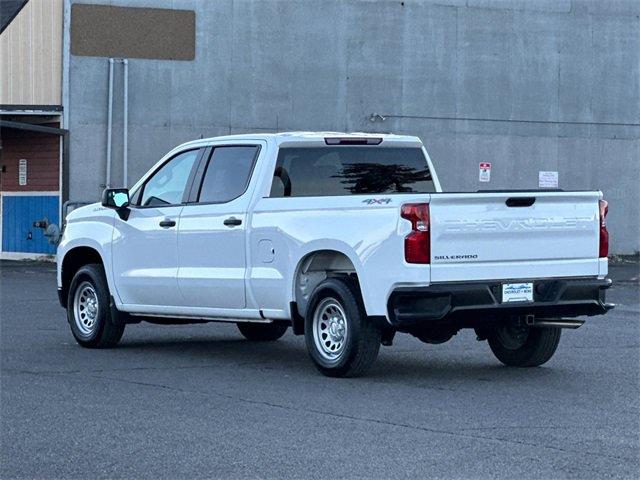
left=57, top=132, right=613, bottom=377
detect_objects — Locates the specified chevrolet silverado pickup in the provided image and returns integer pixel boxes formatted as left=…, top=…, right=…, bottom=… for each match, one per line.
left=57, top=132, right=613, bottom=377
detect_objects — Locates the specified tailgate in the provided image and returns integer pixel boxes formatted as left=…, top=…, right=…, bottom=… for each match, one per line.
left=429, top=191, right=602, bottom=282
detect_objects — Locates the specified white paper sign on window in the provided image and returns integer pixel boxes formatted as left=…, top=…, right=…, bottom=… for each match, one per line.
left=539, top=171, right=558, bottom=188
left=18, top=159, right=27, bottom=186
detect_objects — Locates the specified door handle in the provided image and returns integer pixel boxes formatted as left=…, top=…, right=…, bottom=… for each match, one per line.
left=223, top=217, right=242, bottom=227
left=506, top=197, right=536, bottom=207
left=159, top=219, right=176, bottom=228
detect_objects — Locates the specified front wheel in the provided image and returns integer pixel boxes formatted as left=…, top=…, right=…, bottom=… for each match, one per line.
left=304, top=277, right=381, bottom=377
left=488, top=323, right=561, bottom=367
left=67, top=264, right=125, bottom=348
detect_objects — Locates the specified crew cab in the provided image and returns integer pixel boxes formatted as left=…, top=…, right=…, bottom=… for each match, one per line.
left=57, top=132, right=613, bottom=377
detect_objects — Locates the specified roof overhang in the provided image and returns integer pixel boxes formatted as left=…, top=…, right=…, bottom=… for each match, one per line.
left=0, top=105, right=63, bottom=116
left=0, top=0, right=28, bottom=34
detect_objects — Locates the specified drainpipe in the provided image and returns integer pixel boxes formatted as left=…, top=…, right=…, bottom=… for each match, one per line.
left=61, top=0, right=71, bottom=218
left=123, top=59, right=129, bottom=187
left=106, top=58, right=114, bottom=189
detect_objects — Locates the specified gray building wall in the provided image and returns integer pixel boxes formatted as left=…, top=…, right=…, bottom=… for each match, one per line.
left=67, top=0, right=640, bottom=254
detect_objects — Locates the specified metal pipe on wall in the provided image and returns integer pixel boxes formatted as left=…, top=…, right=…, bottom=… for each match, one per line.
left=123, top=59, right=129, bottom=187
left=61, top=0, right=71, bottom=219
left=106, top=58, right=114, bottom=189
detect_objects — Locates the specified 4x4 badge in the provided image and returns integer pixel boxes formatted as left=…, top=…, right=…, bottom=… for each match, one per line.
left=362, top=198, right=392, bottom=205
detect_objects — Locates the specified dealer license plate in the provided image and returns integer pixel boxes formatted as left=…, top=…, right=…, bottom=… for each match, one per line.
left=502, top=282, right=534, bottom=303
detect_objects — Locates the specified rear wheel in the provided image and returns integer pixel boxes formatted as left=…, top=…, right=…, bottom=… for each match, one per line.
left=67, top=264, right=125, bottom=348
left=237, top=322, right=288, bottom=341
left=304, top=277, right=381, bottom=377
left=488, top=323, right=561, bottom=367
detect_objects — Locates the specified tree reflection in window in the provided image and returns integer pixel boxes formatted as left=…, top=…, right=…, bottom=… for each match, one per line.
left=334, top=163, right=433, bottom=194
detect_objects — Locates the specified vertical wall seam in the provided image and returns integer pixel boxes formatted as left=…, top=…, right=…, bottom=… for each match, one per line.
left=28, top=0, right=33, bottom=103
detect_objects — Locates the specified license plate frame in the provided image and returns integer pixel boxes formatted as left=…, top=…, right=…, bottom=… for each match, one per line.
left=502, top=282, right=534, bottom=303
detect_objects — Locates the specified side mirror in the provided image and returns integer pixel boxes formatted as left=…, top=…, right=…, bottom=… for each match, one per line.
left=102, top=188, right=130, bottom=220
left=102, top=188, right=130, bottom=209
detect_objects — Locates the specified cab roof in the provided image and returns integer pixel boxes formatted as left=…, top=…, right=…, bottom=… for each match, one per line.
left=177, top=131, right=423, bottom=150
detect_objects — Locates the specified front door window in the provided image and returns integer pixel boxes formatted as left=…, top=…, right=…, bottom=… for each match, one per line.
left=139, top=150, right=199, bottom=207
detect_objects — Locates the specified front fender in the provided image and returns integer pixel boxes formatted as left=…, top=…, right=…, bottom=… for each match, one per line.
left=57, top=214, right=116, bottom=300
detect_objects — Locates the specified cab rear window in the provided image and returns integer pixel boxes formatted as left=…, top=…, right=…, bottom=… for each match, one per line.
left=269, top=147, right=435, bottom=197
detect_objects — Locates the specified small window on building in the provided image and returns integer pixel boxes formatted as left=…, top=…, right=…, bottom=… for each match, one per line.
left=197, top=146, right=259, bottom=203
left=270, top=147, right=435, bottom=197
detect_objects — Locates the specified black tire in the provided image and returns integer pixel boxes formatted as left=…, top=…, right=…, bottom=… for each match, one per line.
left=304, top=277, right=381, bottom=378
left=237, top=322, right=288, bottom=341
left=66, top=263, right=125, bottom=348
left=488, top=324, right=561, bottom=367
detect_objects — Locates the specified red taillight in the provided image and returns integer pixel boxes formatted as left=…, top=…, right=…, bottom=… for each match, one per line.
left=401, top=203, right=430, bottom=264
left=599, top=199, right=609, bottom=258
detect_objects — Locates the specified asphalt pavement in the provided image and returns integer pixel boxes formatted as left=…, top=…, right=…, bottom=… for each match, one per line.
left=1, top=260, right=638, bottom=479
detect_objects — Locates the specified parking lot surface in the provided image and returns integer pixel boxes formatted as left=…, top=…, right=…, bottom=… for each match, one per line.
left=1, top=260, right=638, bottom=479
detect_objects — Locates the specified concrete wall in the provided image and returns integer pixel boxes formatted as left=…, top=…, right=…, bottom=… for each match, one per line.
left=67, top=0, right=640, bottom=254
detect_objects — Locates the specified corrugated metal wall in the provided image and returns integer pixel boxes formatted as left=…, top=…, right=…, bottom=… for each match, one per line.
left=0, top=0, right=63, bottom=106
left=1, top=195, right=59, bottom=253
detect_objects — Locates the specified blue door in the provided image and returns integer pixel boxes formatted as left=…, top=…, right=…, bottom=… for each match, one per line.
left=1, top=195, right=59, bottom=254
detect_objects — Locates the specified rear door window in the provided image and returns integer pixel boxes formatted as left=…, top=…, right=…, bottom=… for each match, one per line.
left=197, top=146, right=259, bottom=203
left=270, top=147, right=435, bottom=197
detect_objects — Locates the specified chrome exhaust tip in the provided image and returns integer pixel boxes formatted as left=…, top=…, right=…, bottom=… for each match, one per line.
left=531, top=318, right=585, bottom=329
left=511, top=315, right=585, bottom=329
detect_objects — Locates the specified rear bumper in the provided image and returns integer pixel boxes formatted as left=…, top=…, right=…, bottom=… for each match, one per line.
left=387, top=277, right=613, bottom=329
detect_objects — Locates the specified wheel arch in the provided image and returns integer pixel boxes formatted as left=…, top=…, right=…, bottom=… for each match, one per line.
left=290, top=247, right=363, bottom=334
left=59, top=246, right=105, bottom=308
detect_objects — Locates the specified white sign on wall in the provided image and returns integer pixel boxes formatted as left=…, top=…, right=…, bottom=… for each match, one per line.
left=539, top=171, right=558, bottom=188
left=479, top=162, right=491, bottom=182
left=18, top=159, right=27, bottom=186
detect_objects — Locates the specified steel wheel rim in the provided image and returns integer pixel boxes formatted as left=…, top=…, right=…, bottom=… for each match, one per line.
left=73, top=281, right=99, bottom=336
left=496, top=324, right=529, bottom=350
left=313, top=297, right=348, bottom=361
